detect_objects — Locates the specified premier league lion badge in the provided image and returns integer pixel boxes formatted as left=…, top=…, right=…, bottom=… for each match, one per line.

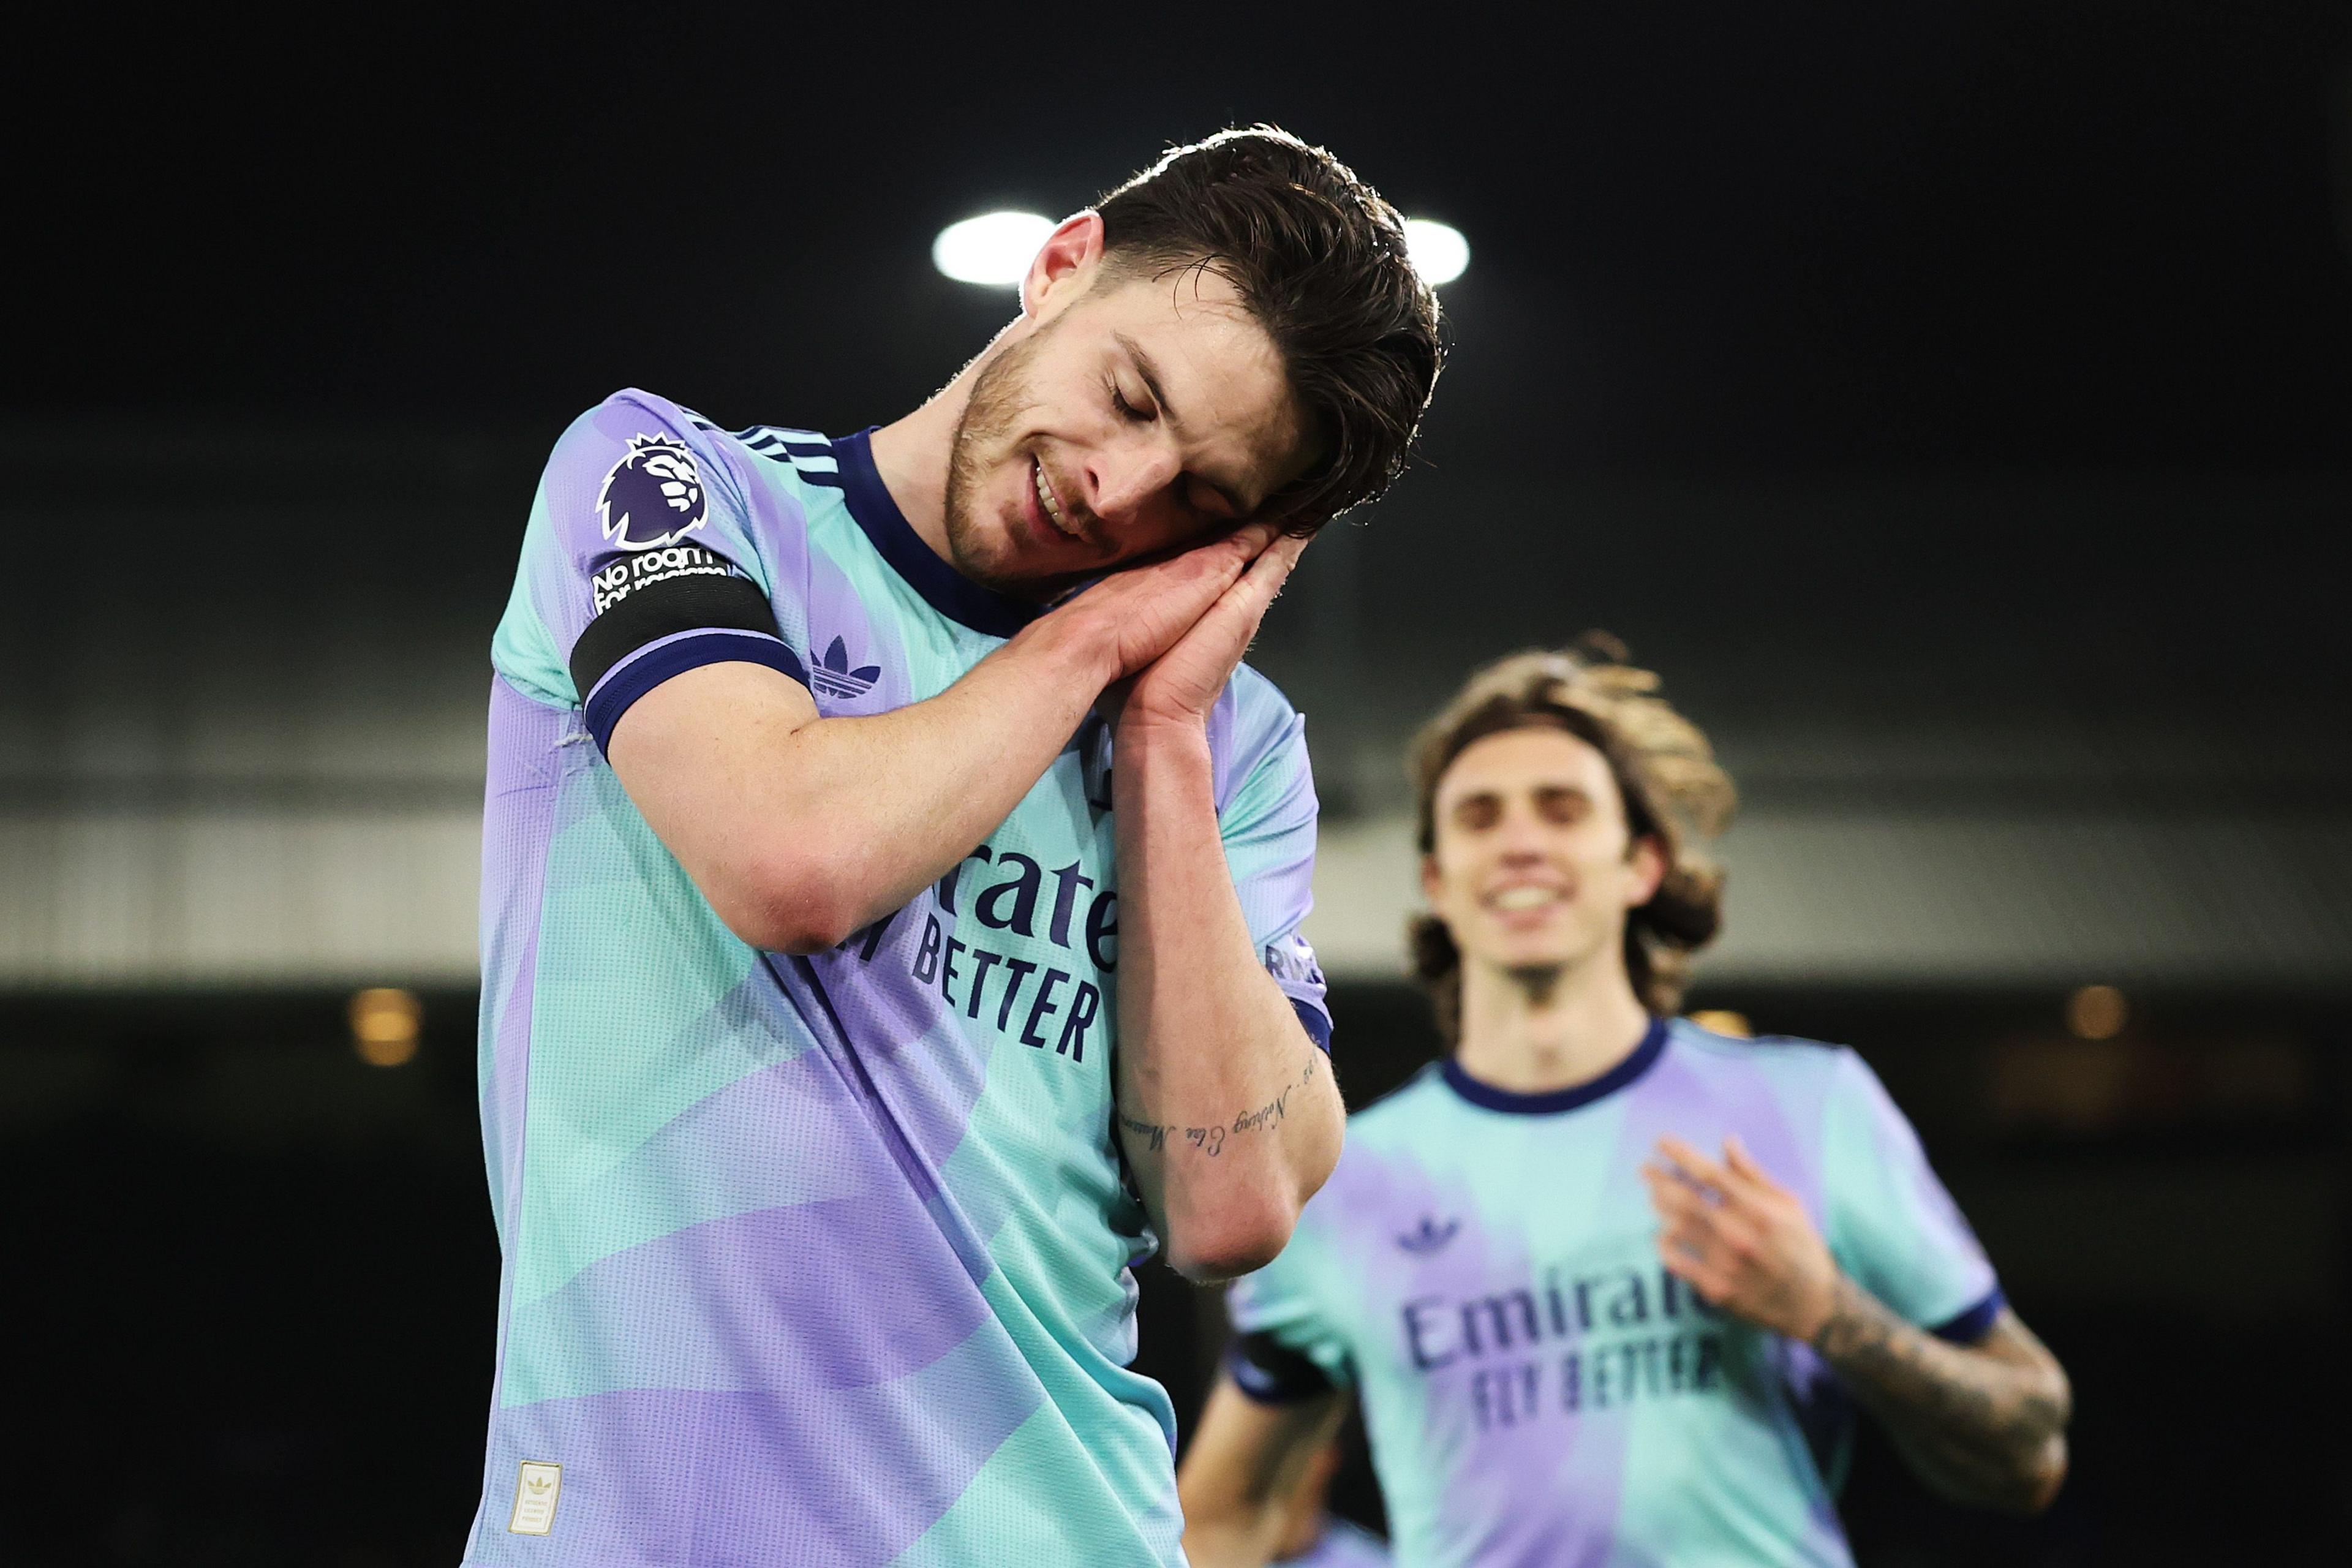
left=597, top=434, right=707, bottom=549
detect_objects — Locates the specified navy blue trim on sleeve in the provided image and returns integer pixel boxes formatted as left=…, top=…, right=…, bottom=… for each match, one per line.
left=584, top=631, right=809, bottom=752
left=1289, top=997, right=1333, bottom=1052
left=1225, top=1332, right=1336, bottom=1404
left=1931, top=1287, right=2007, bottom=1344
left=570, top=564, right=784, bottom=701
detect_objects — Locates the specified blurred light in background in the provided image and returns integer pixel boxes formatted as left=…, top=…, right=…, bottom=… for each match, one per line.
left=1403, top=217, right=1470, bottom=284
left=351, top=987, right=422, bottom=1067
left=1686, top=1009, right=1752, bottom=1038
left=2066, top=984, right=2128, bottom=1041
left=932, top=211, right=1470, bottom=288
left=933, top=212, right=1055, bottom=285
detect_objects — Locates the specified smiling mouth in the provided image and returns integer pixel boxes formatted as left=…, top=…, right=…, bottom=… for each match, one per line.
left=1030, top=457, right=1076, bottom=539
left=1487, top=885, right=1566, bottom=912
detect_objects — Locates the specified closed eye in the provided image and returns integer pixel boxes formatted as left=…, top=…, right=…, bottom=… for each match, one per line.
left=1109, top=379, right=1153, bottom=423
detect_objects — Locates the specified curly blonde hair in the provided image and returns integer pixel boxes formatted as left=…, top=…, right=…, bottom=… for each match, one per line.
left=1408, top=637, right=1737, bottom=1040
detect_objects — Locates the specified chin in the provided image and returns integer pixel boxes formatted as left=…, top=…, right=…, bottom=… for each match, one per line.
left=1480, top=925, right=1598, bottom=973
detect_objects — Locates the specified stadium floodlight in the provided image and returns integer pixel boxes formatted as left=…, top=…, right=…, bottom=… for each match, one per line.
left=1403, top=218, right=1471, bottom=285
left=933, top=211, right=1056, bottom=286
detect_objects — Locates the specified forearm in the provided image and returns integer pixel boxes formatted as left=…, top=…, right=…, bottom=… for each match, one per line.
left=1178, top=1381, right=1346, bottom=1568
left=1111, top=722, right=1342, bottom=1281
left=653, top=620, right=1112, bottom=950
left=1812, top=1279, right=2070, bottom=1512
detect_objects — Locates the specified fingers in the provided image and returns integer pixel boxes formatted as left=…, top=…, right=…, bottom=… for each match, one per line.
left=1722, top=1135, right=1773, bottom=1188
left=1657, top=1134, right=1783, bottom=1211
left=1654, top=1136, right=1730, bottom=1195
left=1654, top=1234, right=1731, bottom=1301
left=1639, top=1161, right=1710, bottom=1222
left=1226, top=529, right=1308, bottom=608
left=1162, top=528, right=1306, bottom=651
left=1262, top=530, right=1310, bottom=568
left=1117, top=522, right=1281, bottom=619
left=1642, top=1161, right=1768, bottom=1273
left=1232, top=521, right=1283, bottom=557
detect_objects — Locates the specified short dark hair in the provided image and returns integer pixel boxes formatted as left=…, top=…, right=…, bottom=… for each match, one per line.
left=1408, top=641, right=1737, bottom=1036
left=1096, top=126, right=1445, bottom=532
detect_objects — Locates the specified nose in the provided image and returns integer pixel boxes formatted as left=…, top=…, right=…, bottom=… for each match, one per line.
left=1084, top=427, right=1182, bottom=526
left=1493, top=805, right=1554, bottom=859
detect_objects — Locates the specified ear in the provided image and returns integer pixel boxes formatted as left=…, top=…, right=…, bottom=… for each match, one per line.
left=1419, top=851, right=1445, bottom=908
left=1626, top=834, right=1667, bottom=907
left=1021, top=211, right=1107, bottom=320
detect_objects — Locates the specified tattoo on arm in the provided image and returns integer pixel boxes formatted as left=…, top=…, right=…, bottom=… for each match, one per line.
left=1117, top=1050, right=1322, bottom=1161
left=1812, top=1276, right=2070, bottom=1509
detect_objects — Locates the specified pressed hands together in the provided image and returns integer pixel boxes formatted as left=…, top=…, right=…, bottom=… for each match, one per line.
left=1644, top=1136, right=2071, bottom=1512
left=1079, top=528, right=1346, bottom=1281
left=612, top=521, right=1339, bottom=1280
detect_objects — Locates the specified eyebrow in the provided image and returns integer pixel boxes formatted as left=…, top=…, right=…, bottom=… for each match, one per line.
left=1450, top=782, right=1594, bottom=811
left=1114, top=331, right=1251, bottom=517
left=1115, top=333, right=1182, bottom=431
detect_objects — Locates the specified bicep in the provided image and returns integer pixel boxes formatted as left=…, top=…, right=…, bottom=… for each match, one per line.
left=1178, top=1374, right=1349, bottom=1523
left=606, top=660, right=823, bottom=946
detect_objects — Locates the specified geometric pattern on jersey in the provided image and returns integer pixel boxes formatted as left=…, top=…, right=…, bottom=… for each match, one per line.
left=471, top=390, right=1332, bottom=1566
left=1227, top=1019, right=1999, bottom=1568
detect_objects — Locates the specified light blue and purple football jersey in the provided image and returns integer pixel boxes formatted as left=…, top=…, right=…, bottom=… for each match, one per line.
left=1226, top=1019, right=1999, bottom=1568
left=1280, top=1515, right=1392, bottom=1567
left=469, top=389, right=1330, bottom=1566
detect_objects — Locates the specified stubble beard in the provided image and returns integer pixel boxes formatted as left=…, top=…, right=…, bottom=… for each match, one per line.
left=942, top=330, right=1047, bottom=598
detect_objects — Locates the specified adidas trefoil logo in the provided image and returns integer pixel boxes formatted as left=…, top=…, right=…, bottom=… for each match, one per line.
left=1397, top=1215, right=1461, bottom=1254
left=810, top=635, right=881, bottom=699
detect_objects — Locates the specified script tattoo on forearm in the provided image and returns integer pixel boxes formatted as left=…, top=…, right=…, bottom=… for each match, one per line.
left=1116, top=1050, right=1322, bottom=1160
left=1811, top=1274, right=2070, bottom=1508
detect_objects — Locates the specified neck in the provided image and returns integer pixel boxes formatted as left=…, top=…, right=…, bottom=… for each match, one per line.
left=1452, top=942, right=1653, bottom=1095
left=866, top=324, right=1007, bottom=567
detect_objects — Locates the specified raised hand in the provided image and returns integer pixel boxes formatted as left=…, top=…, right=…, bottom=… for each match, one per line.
left=1642, top=1134, right=1840, bottom=1343
left=1031, top=523, right=1283, bottom=689
left=1120, top=532, right=1310, bottom=736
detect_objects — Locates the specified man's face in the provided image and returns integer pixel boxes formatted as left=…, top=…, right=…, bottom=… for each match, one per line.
left=1422, top=725, right=1666, bottom=980
left=943, top=260, right=1316, bottom=598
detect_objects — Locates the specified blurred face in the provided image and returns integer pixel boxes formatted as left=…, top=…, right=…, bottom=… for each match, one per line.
left=1422, top=725, right=1666, bottom=981
left=943, top=225, right=1317, bottom=598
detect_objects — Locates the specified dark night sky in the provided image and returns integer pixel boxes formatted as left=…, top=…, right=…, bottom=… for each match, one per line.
left=27, top=2, right=2352, bottom=474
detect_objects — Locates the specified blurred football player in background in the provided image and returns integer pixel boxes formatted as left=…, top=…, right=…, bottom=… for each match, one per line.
left=1181, top=644, right=2070, bottom=1567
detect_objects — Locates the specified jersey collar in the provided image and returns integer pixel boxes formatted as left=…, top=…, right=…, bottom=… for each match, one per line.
left=830, top=428, right=1045, bottom=640
left=1439, top=1016, right=1670, bottom=1115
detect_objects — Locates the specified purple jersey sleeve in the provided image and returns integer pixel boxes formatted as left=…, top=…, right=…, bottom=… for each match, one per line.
left=1212, top=684, right=1332, bottom=1050
left=1821, top=1049, right=2002, bottom=1339
left=522, top=389, right=811, bottom=750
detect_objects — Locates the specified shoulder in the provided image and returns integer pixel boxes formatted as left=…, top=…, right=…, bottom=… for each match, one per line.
left=1210, top=662, right=1308, bottom=806
left=538, top=390, right=738, bottom=510
left=1665, top=1023, right=1919, bottom=1152
left=556, top=387, right=728, bottom=453
left=1225, top=659, right=1298, bottom=721
left=552, top=388, right=838, bottom=496
left=1667, top=1017, right=1849, bottom=1084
